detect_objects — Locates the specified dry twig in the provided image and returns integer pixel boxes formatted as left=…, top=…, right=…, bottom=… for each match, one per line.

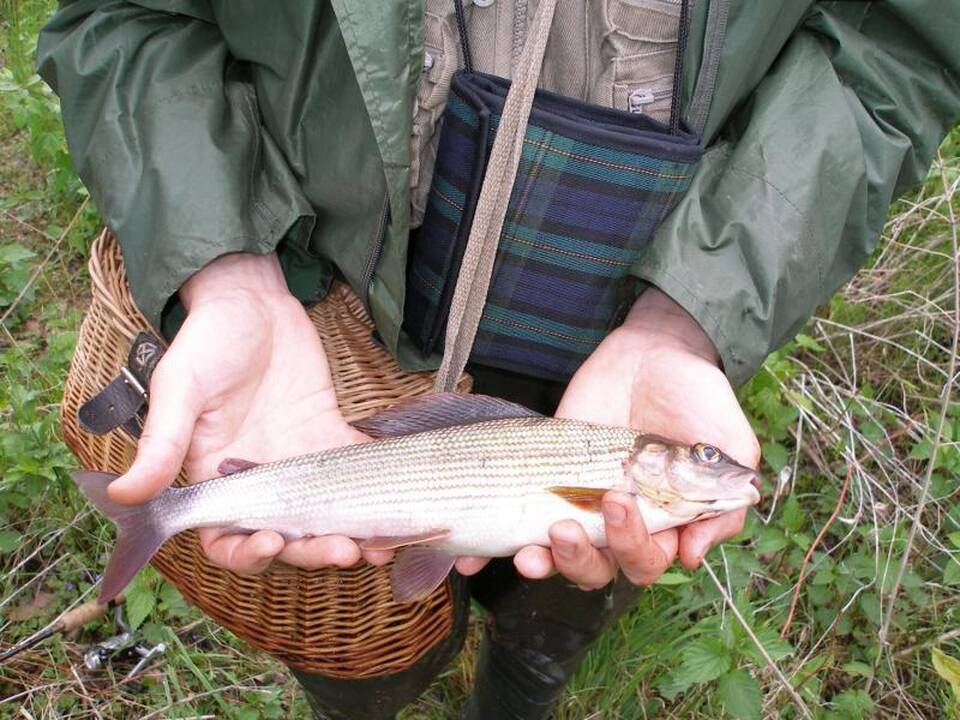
left=872, top=155, right=960, bottom=687
left=780, top=465, right=853, bottom=638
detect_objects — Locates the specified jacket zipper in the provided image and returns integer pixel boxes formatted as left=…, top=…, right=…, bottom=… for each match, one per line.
left=628, top=87, right=673, bottom=114
left=361, top=192, right=391, bottom=311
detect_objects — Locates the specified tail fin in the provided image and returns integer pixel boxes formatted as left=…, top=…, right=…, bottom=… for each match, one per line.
left=72, top=470, right=171, bottom=604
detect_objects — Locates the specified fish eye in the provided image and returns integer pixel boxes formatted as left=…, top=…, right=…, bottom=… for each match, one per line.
left=695, top=443, right=721, bottom=464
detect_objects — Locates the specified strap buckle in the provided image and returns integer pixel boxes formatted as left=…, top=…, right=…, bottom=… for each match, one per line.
left=77, top=331, right=165, bottom=439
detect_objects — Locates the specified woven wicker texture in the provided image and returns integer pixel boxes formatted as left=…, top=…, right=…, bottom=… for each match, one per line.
left=60, top=230, right=471, bottom=677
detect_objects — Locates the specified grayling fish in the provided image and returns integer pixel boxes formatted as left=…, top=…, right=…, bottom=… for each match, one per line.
left=73, top=393, right=760, bottom=604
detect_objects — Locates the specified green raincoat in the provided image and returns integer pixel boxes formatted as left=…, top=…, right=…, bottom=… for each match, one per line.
left=38, top=0, right=960, bottom=385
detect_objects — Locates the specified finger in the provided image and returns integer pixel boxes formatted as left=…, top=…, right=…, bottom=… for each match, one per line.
left=454, top=556, right=491, bottom=576
left=678, top=508, right=747, bottom=570
left=362, top=548, right=395, bottom=566
left=548, top=520, right=617, bottom=590
left=198, top=528, right=284, bottom=575
left=650, top=528, right=680, bottom=566
left=602, top=492, right=674, bottom=586
left=726, top=432, right=762, bottom=470
left=513, top=545, right=556, bottom=580
left=278, top=535, right=362, bottom=569
left=109, top=366, right=200, bottom=505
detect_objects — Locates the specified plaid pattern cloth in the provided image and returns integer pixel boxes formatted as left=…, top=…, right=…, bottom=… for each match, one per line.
left=405, top=71, right=703, bottom=381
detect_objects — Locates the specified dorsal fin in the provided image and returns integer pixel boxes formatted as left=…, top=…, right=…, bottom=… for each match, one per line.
left=352, top=392, right=540, bottom=439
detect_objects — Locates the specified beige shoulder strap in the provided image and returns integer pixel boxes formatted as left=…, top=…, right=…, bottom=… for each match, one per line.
left=433, top=0, right=558, bottom=393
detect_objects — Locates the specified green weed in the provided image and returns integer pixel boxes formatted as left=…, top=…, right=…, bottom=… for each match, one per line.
left=2, top=0, right=959, bottom=718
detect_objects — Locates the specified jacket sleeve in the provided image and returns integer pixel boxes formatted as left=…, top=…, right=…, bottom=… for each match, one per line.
left=37, top=0, right=316, bottom=332
left=635, top=0, right=960, bottom=386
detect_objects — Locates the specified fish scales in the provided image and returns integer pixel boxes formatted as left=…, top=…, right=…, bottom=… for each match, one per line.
left=170, top=418, right=637, bottom=544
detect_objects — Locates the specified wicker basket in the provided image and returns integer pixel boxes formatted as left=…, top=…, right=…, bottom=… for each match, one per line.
left=60, top=230, right=471, bottom=677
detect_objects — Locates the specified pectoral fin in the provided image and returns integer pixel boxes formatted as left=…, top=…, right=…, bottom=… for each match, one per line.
left=547, top=486, right=608, bottom=512
left=360, top=529, right=450, bottom=551
left=217, top=458, right=260, bottom=475
left=391, top=547, right=456, bottom=603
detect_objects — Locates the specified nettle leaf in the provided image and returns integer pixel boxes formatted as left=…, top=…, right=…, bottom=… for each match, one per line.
left=718, top=668, right=761, bottom=720
left=832, top=689, right=874, bottom=718
left=843, top=553, right=876, bottom=580
left=755, top=526, right=788, bottom=554
left=762, top=441, right=789, bottom=472
left=945, top=558, right=960, bottom=586
left=738, top=626, right=793, bottom=666
left=0, top=243, right=37, bottom=265
left=124, top=569, right=158, bottom=631
left=858, top=593, right=881, bottom=625
left=811, top=568, right=835, bottom=585
left=909, top=439, right=933, bottom=461
left=859, top=420, right=885, bottom=443
left=0, top=530, right=22, bottom=553
left=878, top=562, right=924, bottom=595
left=842, top=660, right=874, bottom=679
left=808, top=584, right=833, bottom=607
left=656, top=671, right=694, bottom=701
left=780, top=495, right=805, bottom=533
left=790, top=531, right=812, bottom=552
left=751, top=386, right=785, bottom=422
left=656, top=571, right=694, bottom=585
left=679, top=637, right=732, bottom=684
left=932, top=647, right=960, bottom=700
left=795, top=333, right=825, bottom=353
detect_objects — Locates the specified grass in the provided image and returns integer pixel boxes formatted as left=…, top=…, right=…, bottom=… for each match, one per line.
left=2, top=2, right=960, bottom=718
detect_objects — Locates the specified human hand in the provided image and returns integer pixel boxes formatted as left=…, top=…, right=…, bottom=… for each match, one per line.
left=460, top=288, right=760, bottom=587
left=106, top=252, right=387, bottom=574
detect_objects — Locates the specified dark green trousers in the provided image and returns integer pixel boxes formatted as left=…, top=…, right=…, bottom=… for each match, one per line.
left=293, top=366, right=645, bottom=719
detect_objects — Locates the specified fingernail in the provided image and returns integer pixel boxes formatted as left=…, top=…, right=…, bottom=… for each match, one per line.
left=603, top=502, right=626, bottom=526
left=554, top=542, right=575, bottom=560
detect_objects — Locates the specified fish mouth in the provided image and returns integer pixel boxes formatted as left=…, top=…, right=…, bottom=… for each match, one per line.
left=698, top=467, right=761, bottom=509
left=734, top=468, right=762, bottom=505
left=720, top=464, right=760, bottom=489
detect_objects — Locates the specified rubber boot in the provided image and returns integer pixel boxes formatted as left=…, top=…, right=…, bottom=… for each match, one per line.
left=293, top=574, right=471, bottom=720
left=462, top=559, right=643, bottom=720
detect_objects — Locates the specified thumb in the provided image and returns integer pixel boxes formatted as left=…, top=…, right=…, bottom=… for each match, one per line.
left=108, top=368, right=200, bottom=505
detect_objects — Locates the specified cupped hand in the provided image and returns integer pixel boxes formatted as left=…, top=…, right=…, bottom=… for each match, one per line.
left=458, top=287, right=760, bottom=588
left=107, top=252, right=390, bottom=574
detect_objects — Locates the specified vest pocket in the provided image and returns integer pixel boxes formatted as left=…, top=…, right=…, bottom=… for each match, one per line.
left=410, top=10, right=460, bottom=227
left=595, top=0, right=680, bottom=118
left=611, top=57, right=675, bottom=122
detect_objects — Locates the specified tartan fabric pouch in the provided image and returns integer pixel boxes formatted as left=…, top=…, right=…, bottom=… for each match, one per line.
left=405, top=70, right=703, bottom=381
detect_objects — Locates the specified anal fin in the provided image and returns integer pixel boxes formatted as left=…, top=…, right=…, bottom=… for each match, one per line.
left=547, top=486, right=608, bottom=512
left=391, top=547, right=456, bottom=604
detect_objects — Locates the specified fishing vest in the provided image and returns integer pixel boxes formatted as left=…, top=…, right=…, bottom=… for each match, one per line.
left=410, top=0, right=684, bottom=226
